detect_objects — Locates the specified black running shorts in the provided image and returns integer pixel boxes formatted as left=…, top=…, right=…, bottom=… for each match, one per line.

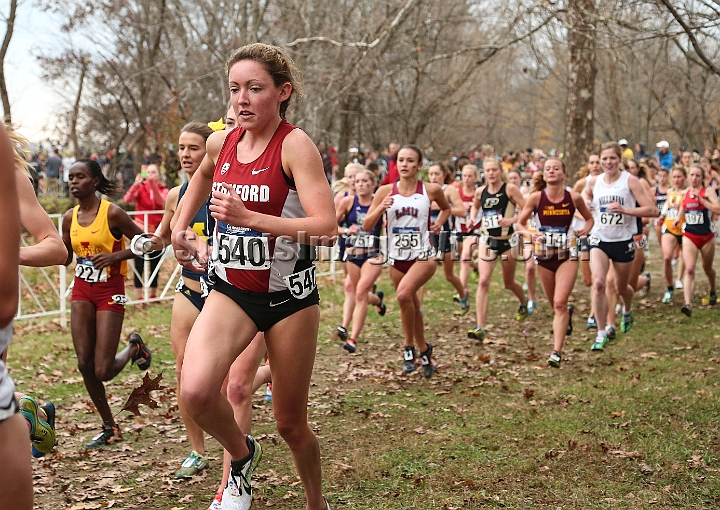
left=213, top=278, right=319, bottom=332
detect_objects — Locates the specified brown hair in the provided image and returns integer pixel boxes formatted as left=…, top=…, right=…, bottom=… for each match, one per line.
left=531, top=171, right=546, bottom=193
left=181, top=122, right=213, bottom=141
left=429, top=161, right=453, bottom=184
left=226, top=43, right=305, bottom=119
left=600, top=142, right=622, bottom=158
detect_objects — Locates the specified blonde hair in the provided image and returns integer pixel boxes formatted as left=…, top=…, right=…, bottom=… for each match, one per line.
left=344, top=162, right=364, bottom=175
left=6, top=125, right=31, bottom=176
left=461, top=164, right=479, bottom=178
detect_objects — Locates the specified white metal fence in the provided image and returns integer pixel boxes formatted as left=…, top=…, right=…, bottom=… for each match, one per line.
left=17, top=210, right=344, bottom=327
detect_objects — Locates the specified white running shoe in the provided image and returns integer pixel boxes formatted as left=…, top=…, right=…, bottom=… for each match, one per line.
left=675, top=279, right=684, bottom=290
left=222, top=435, right=262, bottom=510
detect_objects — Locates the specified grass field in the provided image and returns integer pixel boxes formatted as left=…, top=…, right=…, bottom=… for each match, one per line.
left=11, top=240, right=720, bottom=509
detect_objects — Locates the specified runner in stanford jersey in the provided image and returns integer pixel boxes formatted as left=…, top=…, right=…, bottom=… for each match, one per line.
left=171, top=43, right=335, bottom=510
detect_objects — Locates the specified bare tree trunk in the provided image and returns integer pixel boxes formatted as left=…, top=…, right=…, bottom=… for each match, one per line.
left=337, top=93, right=360, bottom=178
left=563, top=0, right=596, bottom=179
left=70, top=58, right=88, bottom=154
left=0, top=0, right=18, bottom=123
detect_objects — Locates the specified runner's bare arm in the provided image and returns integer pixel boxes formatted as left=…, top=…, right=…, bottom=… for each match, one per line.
left=362, top=185, right=392, bottom=232
left=17, top=167, right=67, bottom=267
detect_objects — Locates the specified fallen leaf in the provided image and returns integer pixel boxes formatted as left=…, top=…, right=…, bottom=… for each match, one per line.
left=121, top=372, right=165, bottom=416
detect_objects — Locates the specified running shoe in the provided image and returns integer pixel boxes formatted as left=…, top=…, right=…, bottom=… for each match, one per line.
left=32, top=401, right=56, bottom=458
left=264, top=383, right=272, bottom=402
left=614, top=303, right=622, bottom=314
left=175, top=450, right=209, bottom=478
left=527, top=300, right=536, bottom=314
left=375, top=290, right=386, bottom=316
left=585, top=316, right=597, bottom=330
left=710, top=290, right=717, bottom=306
left=681, top=304, right=692, bottom=317
left=128, top=333, right=152, bottom=371
left=606, top=325, right=616, bottom=340
left=223, top=435, right=262, bottom=510
left=548, top=351, right=561, bottom=368
left=208, top=493, right=223, bottom=510
left=620, top=309, right=634, bottom=333
left=19, top=396, right=55, bottom=455
left=85, top=424, right=122, bottom=449
left=332, top=326, right=348, bottom=342
left=640, top=272, right=651, bottom=297
left=402, top=346, right=418, bottom=374
left=591, top=336, right=608, bottom=351
left=342, top=339, right=357, bottom=353
left=662, top=289, right=674, bottom=304
left=516, top=303, right=529, bottom=322
left=566, top=305, right=574, bottom=336
left=467, top=325, right=485, bottom=342
left=458, top=290, right=470, bottom=314
left=419, top=344, right=434, bottom=379
left=675, top=279, right=684, bottom=290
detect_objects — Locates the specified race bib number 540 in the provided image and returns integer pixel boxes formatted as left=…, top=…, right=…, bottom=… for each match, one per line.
left=217, top=233, right=271, bottom=270
left=283, top=266, right=316, bottom=299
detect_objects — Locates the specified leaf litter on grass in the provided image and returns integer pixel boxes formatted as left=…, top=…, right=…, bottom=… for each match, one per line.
left=17, top=246, right=720, bottom=508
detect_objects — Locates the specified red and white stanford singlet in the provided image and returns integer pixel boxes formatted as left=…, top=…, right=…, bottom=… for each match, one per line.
left=211, top=120, right=314, bottom=294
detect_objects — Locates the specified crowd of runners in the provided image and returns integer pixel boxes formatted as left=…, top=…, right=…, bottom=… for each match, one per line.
left=2, top=42, right=720, bottom=510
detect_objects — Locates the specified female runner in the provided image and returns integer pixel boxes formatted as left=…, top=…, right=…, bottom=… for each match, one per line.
left=427, top=162, right=466, bottom=308
left=0, top=122, right=29, bottom=509
left=62, top=159, right=152, bottom=447
left=456, top=164, right=479, bottom=309
left=171, top=43, right=336, bottom=510
left=508, top=168, right=537, bottom=313
left=573, top=153, right=602, bottom=329
left=604, top=158, right=654, bottom=337
left=675, top=164, right=720, bottom=315
left=335, top=170, right=384, bottom=353
left=143, top=122, right=217, bottom=477
left=516, top=158, right=593, bottom=367
left=466, top=158, right=527, bottom=341
left=659, top=167, right=687, bottom=304
left=363, top=146, right=451, bottom=378
left=582, top=142, right=657, bottom=351
left=654, top=167, right=670, bottom=247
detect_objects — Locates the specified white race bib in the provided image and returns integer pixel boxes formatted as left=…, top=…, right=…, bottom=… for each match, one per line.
left=539, top=226, right=568, bottom=248
left=350, top=233, right=377, bottom=249
left=483, top=210, right=502, bottom=230
left=667, top=208, right=679, bottom=221
left=599, top=207, right=624, bottom=226
left=283, top=266, right=316, bottom=299
left=685, top=211, right=703, bottom=225
left=392, top=229, right=421, bottom=250
left=75, top=257, right=108, bottom=283
left=216, top=233, right=271, bottom=270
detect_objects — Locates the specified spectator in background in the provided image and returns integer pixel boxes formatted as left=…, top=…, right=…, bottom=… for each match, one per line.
left=62, top=150, right=76, bottom=198
left=712, top=148, right=720, bottom=166
left=619, top=139, right=634, bottom=159
left=317, top=140, right=333, bottom=182
left=45, top=148, right=63, bottom=196
left=27, top=153, right=44, bottom=196
left=636, top=142, right=651, bottom=160
left=379, top=142, right=400, bottom=185
left=655, top=141, right=673, bottom=169
left=123, top=164, right=168, bottom=300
